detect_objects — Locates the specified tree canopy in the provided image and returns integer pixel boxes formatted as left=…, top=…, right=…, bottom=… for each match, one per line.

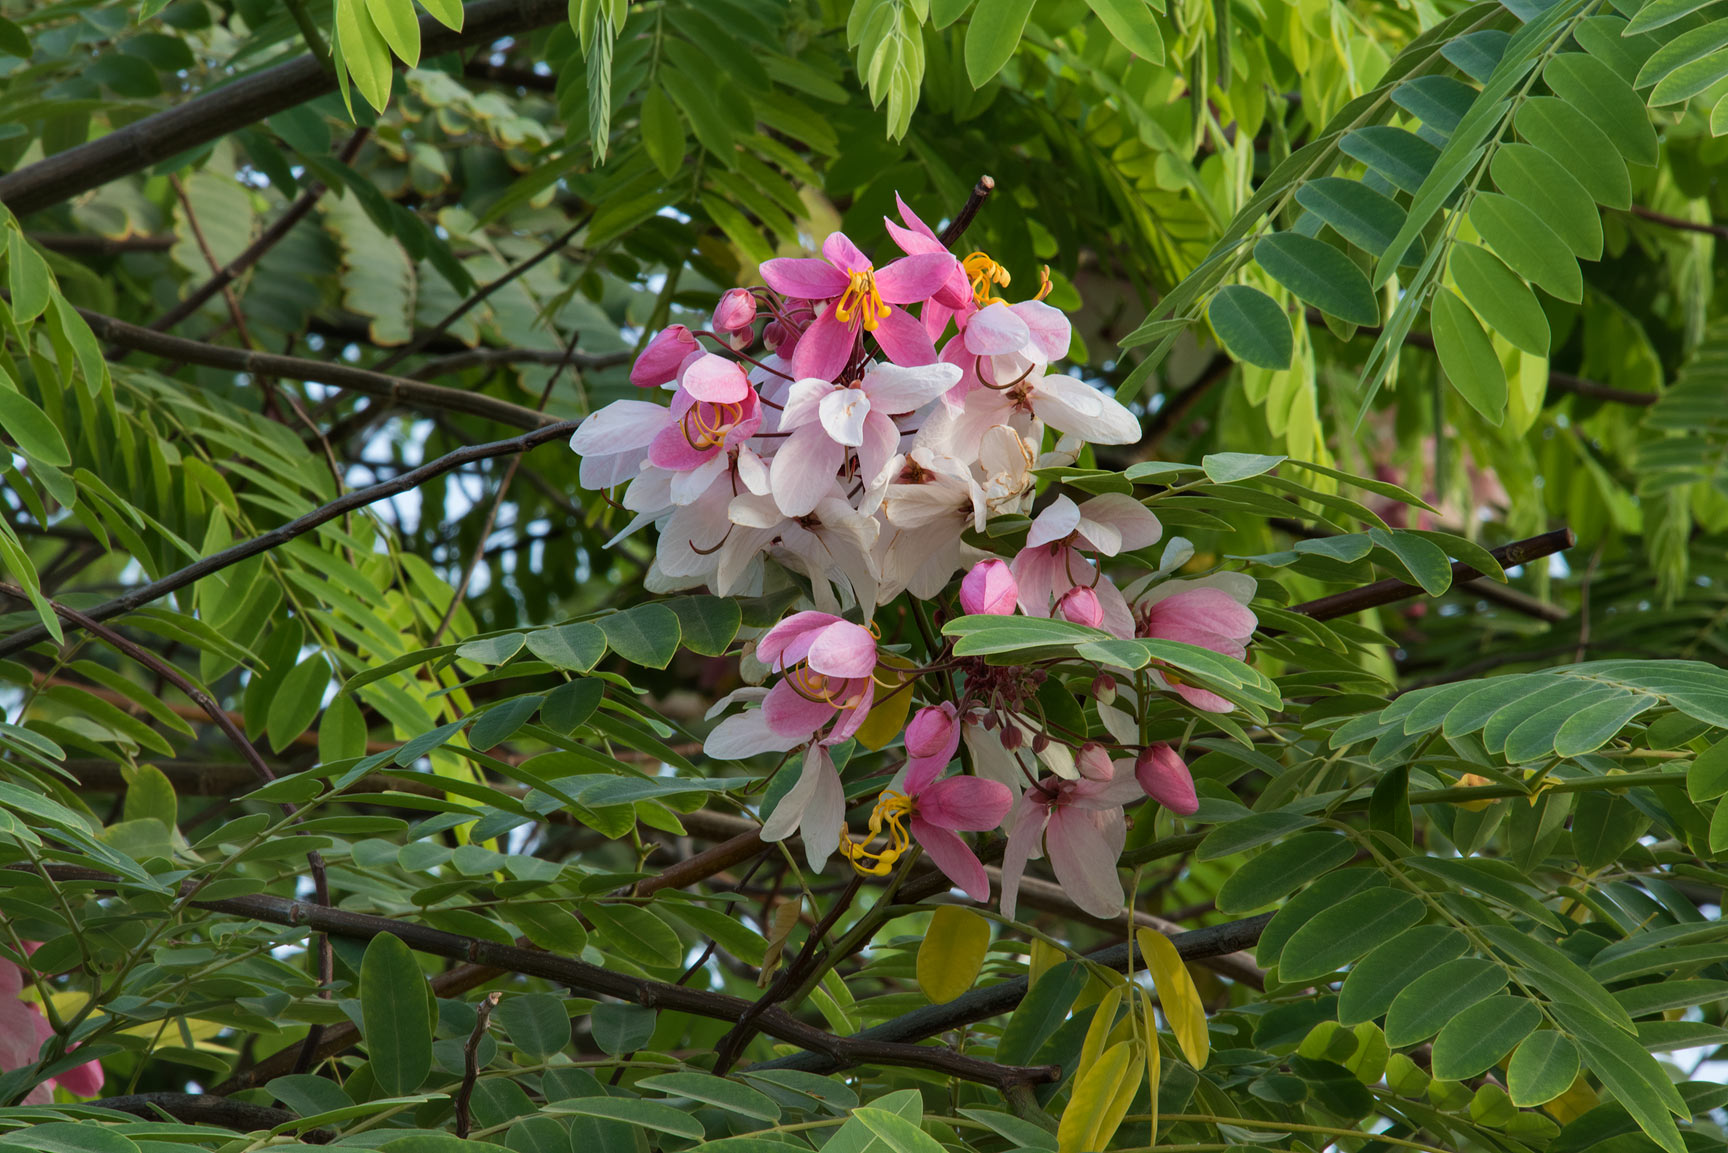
left=2, top=2, right=1728, bottom=1153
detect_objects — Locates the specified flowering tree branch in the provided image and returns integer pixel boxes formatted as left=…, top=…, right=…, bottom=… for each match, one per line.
left=1287, top=527, right=1576, bottom=621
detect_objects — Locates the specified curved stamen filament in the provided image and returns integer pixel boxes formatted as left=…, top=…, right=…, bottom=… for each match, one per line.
left=839, top=791, right=914, bottom=876
left=786, top=663, right=847, bottom=704
left=963, top=251, right=1012, bottom=306
left=834, top=268, right=892, bottom=332
left=682, top=400, right=745, bottom=450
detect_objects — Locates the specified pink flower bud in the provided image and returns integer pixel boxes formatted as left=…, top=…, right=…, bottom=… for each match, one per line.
left=1092, top=673, right=1117, bottom=706
left=1055, top=586, right=1103, bottom=628
left=713, top=288, right=757, bottom=339
left=1135, top=744, right=1198, bottom=815
left=905, top=703, right=959, bottom=759
left=629, top=325, right=701, bottom=388
left=1075, top=742, right=1114, bottom=782
left=960, top=559, right=1017, bottom=616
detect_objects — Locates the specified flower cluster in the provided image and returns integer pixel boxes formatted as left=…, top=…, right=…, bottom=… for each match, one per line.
left=570, top=197, right=1260, bottom=921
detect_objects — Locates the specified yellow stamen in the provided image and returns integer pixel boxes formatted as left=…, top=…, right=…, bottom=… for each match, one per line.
left=963, top=252, right=1012, bottom=306
left=835, top=267, right=892, bottom=331
left=839, top=791, right=914, bottom=876
left=682, top=400, right=745, bottom=450
left=1034, top=264, right=1053, bottom=301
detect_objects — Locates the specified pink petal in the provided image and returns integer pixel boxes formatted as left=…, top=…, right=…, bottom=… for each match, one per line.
left=964, top=302, right=1032, bottom=356
left=790, top=305, right=857, bottom=381
left=960, top=559, right=1018, bottom=616
left=714, top=288, right=757, bottom=334
left=910, top=820, right=991, bottom=902
left=919, top=776, right=1013, bottom=831
left=923, top=298, right=958, bottom=342
left=769, top=421, right=846, bottom=518
left=1143, top=621, right=1247, bottom=659
left=827, top=678, right=877, bottom=742
left=822, top=232, right=871, bottom=272
left=630, top=325, right=700, bottom=387
left=876, top=252, right=962, bottom=303
left=857, top=410, right=900, bottom=490
left=759, top=611, right=840, bottom=669
left=1094, top=576, right=1138, bottom=640
left=1010, top=544, right=1073, bottom=618
left=999, top=792, right=1050, bottom=922
left=1173, top=682, right=1235, bottom=713
left=762, top=744, right=828, bottom=842
left=1012, top=300, right=1072, bottom=361
left=886, top=216, right=943, bottom=256
left=647, top=422, right=718, bottom=471
left=1056, top=587, right=1104, bottom=628
left=1144, top=588, right=1258, bottom=645
left=893, top=193, right=939, bottom=242
left=806, top=621, right=877, bottom=678
left=1078, top=494, right=1163, bottom=555
left=1075, top=743, right=1114, bottom=782
left=871, top=306, right=938, bottom=366
left=52, top=1055, right=104, bottom=1098
left=1136, top=744, right=1198, bottom=814
left=763, top=679, right=836, bottom=739
left=680, top=354, right=750, bottom=403
left=1025, top=495, right=1081, bottom=548
left=906, top=703, right=961, bottom=760
left=1046, top=807, right=1126, bottom=918
left=760, top=257, right=850, bottom=300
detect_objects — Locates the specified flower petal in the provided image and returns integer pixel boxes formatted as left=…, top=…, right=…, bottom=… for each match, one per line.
left=822, top=232, right=871, bottom=273
left=876, top=252, right=962, bottom=303
left=910, top=819, right=991, bottom=902
left=680, top=353, right=751, bottom=402
left=770, top=421, right=846, bottom=518
left=1012, top=299, right=1072, bottom=361
left=861, top=361, right=962, bottom=413
left=760, top=257, right=850, bottom=300
left=871, top=306, right=939, bottom=366
left=819, top=388, right=871, bottom=447
left=964, top=302, right=1033, bottom=356
left=763, top=679, right=836, bottom=739
left=790, top=305, right=857, bottom=382
left=1046, top=807, right=1126, bottom=918
left=919, top=776, right=1014, bottom=831
left=806, top=621, right=877, bottom=678
left=999, top=791, right=1049, bottom=922
left=759, top=611, right=841, bottom=668
left=1078, top=493, right=1163, bottom=555
left=1025, top=494, right=1081, bottom=548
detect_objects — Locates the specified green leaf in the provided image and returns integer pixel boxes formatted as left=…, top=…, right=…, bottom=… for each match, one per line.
left=1514, top=96, right=1632, bottom=210
left=0, top=1123, right=140, bottom=1153
left=541, top=678, right=603, bottom=733
left=526, top=623, right=606, bottom=671
left=509, top=903, right=588, bottom=954
left=1636, top=23, right=1728, bottom=92
left=1489, top=143, right=1603, bottom=260
left=1295, top=177, right=1410, bottom=259
left=581, top=901, right=683, bottom=967
left=458, top=632, right=528, bottom=666
left=1429, top=287, right=1507, bottom=426
left=917, top=905, right=990, bottom=1004
left=854, top=1109, right=948, bottom=1153
left=417, top=0, right=464, bottom=30
left=364, top=0, right=420, bottom=65
left=320, top=693, right=368, bottom=764
left=1688, top=738, right=1728, bottom=802
left=360, top=932, right=433, bottom=1095
left=548, top=1098, right=704, bottom=1140
left=335, top=0, right=394, bottom=112
left=1430, top=995, right=1542, bottom=1080
left=667, top=596, right=742, bottom=657
left=586, top=6, right=613, bottom=163
left=1369, top=528, right=1455, bottom=595
left=637, top=1073, right=781, bottom=1122
left=1339, top=126, right=1439, bottom=194
left=1449, top=243, right=1549, bottom=356
left=6, top=230, right=51, bottom=323
left=641, top=85, right=685, bottom=180
left=267, top=654, right=332, bottom=754
left=963, top=0, right=1036, bottom=86
left=998, top=961, right=1087, bottom=1063
left=1469, top=193, right=1582, bottom=303
left=493, top=993, right=571, bottom=1058
left=1507, top=1032, right=1583, bottom=1109
left=1206, top=284, right=1292, bottom=369
left=1084, top=0, right=1164, bottom=63
left=1338, top=924, right=1471, bottom=1025
left=1543, top=52, right=1659, bottom=166
left=1383, top=957, right=1508, bottom=1046
left=1216, top=832, right=1357, bottom=913
left=660, top=68, right=737, bottom=166
left=0, top=16, right=29, bottom=60
left=1651, top=45, right=1728, bottom=105
left=1277, top=890, right=1427, bottom=982
left=1253, top=233, right=1380, bottom=326
left=1480, top=926, right=1635, bottom=1032
left=600, top=605, right=682, bottom=669
left=1203, top=452, right=1287, bottom=483
left=588, top=1002, right=656, bottom=1054
left=1552, top=1003, right=1688, bottom=1153
left=0, top=384, right=71, bottom=467
left=1626, top=0, right=1723, bottom=34
left=470, top=695, right=545, bottom=750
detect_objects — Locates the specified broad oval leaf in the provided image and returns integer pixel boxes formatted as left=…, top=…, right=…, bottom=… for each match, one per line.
left=600, top=604, right=681, bottom=668
left=963, top=0, right=1037, bottom=86
left=1383, top=957, right=1508, bottom=1047
left=1339, top=126, right=1440, bottom=194
left=1085, top=0, right=1165, bottom=63
left=1138, top=927, right=1208, bottom=1068
left=360, top=932, right=434, bottom=1095
left=1469, top=192, right=1583, bottom=303
left=636, top=1072, right=782, bottom=1122
left=1430, top=994, right=1542, bottom=1079
left=1278, top=889, right=1427, bottom=982
left=1449, top=243, right=1548, bottom=356
left=917, top=906, right=990, bottom=1004
left=1651, top=44, right=1728, bottom=105
left=1543, top=52, right=1659, bottom=166
left=1338, top=924, right=1471, bottom=1025
left=1216, top=831, right=1357, bottom=913
left=1514, top=96, right=1632, bottom=209
left=1430, top=286, right=1508, bottom=426
left=1626, top=0, right=1724, bottom=34
left=1253, top=233, right=1380, bottom=325
left=1207, top=284, right=1292, bottom=369
left=1295, top=177, right=1409, bottom=259
left=1489, top=143, right=1602, bottom=260
left=0, top=386, right=70, bottom=466
left=1508, top=1030, right=1581, bottom=1106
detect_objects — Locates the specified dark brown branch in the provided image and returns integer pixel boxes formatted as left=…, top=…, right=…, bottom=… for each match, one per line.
left=32, top=867, right=1058, bottom=1092
left=412, top=346, right=631, bottom=378
left=0, top=0, right=569, bottom=217
left=454, top=992, right=501, bottom=1138
left=1629, top=204, right=1728, bottom=242
left=1546, top=372, right=1657, bottom=407
left=81, top=307, right=555, bottom=429
left=140, top=129, right=369, bottom=339
left=27, top=234, right=175, bottom=256
left=1288, top=527, right=1576, bottom=621
left=0, top=420, right=578, bottom=659
left=88, top=1093, right=329, bottom=1140
left=938, top=175, right=995, bottom=249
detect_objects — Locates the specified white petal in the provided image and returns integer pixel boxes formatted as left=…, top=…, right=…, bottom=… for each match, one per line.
left=861, top=360, right=963, bottom=412
left=802, top=751, right=846, bottom=871
left=1033, top=375, right=1142, bottom=444
left=1025, top=494, right=1081, bottom=548
left=705, top=710, right=805, bottom=761
left=770, top=422, right=845, bottom=517
left=762, top=744, right=823, bottom=841
left=819, top=388, right=871, bottom=447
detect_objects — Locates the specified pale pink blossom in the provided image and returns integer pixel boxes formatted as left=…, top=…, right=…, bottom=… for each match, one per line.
left=951, top=361, right=1139, bottom=447
left=0, top=948, right=102, bottom=1103
left=759, top=233, right=958, bottom=380
left=1135, top=744, right=1198, bottom=814
left=568, top=401, right=670, bottom=489
left=1055, top=586, right=1103, bottom=628
left=630, top=324, right=701, bottom=387
left=761, top=744, right=846, bottom=870
left=647, top=354, right=763, bottom=473
left=758, top=613, right=878, bottom=744
left=960, top=559, right=1017, bottom=616
left=1134, top=574, right=1258, bottom=713
left=713, top=288, right=758, bottom=348
left=1000, top=768, right=1143, bottom=920
left=1011, top=495, right=1162, bottom=638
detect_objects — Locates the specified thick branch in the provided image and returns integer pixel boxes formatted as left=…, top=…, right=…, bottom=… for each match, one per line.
left=1288, top=528, right=1576, bottom=622
left=28, top=234, right=174, bottom=256
left=88, top=1094, right=328, bottom=1139
left=0, top=421, right=577, bottom=658
left=413, top=346, right=631, bottom=378
left=0, top=0, right=569, bottom=217
left=82, top=307, right=555, bottom=429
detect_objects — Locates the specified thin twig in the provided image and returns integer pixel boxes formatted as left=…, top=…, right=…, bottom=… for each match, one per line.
left=938, top=175, right=995, bottom=249
left=454, top=992, right=502, bottom=1138
left=0, top=421, right=578, bottom=659
left=1287, top=528, right=1576, bottom=621
left=1629, top=204, right=1728, bottom=242
left=412, top=346, right=630, bottom=378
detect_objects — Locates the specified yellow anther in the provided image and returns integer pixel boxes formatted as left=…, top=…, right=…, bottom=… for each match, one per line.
left=835, top=267, right=891, bottom=331
left=963, top=252, right=1012, bottom=306
left=839, top=791, right=914, bottom=876
left=681, top=400, right=744, bottom=450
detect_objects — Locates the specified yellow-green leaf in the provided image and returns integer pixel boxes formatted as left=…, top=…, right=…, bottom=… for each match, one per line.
left=336, top=0, right=394, bottom=112
left=366, top=0, right=421, bottom=65
left=1057, top=1039, right=1139, bottom=1153
left=1138, top=927, right=1208, bottom=1068
left=916, top=906, right=989, bottom=1004
left=854, top=654, right=915, bottom=750
left=417, top=0, right=463, bottom=29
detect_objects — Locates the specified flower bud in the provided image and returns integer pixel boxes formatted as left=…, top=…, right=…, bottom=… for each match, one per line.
left=999, top=722, right=1023, bottom=750
left=629, top=325, right=701, bottom=388
left=1055, top=586, right=1104, bottom=628
left=1135, top=743, right=1198, bottom=815
left=1031, top=732, right=1050, bottom=755
left=1091, top=673, right=1117, bottom=705
left=905, top=703, right=959, bottom=759
left=713, top=288, right=758, bottom=343
left=1075, top=742, right=1114, bottom=782
left=960, top=559, right=1018, bottom=616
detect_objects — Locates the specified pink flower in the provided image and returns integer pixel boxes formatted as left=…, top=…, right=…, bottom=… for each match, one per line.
left=960, top=559, right=1017, bottom=616
left=1075, top=743, right=1114, bottom=782
left=1, top=949, right=102, bottom=1103
left=1055, top=586, right=1103, bottom=628
left=842, top=721, right=1013, bottom=900
left=630, top=324, right=701, bottom=387
left=759, top=612, right=879, bottom=744
left=1011, top=494, right=1162, bottom=638
left=1001, top=767, right=1143, bottom=921
left=646, top=354, right=764, bottom=473
left=713, top=289, right=757, bottom=348
left=1134, top=575, right=1258, bottom=713
left=759, top=233, right=958, bottom=380
left=568, top=400, right=671, bottom=489
left=1135, top=744, right=1198, bottom=815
